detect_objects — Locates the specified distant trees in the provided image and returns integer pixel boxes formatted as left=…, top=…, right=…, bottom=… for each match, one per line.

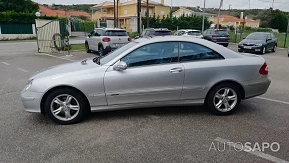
left=0, top=0, right=38, bottom=13
left=142, top=14, right=211, bottom=30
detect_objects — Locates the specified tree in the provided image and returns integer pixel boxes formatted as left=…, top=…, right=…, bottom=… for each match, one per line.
left=270, top=10, right=288, bottom=33
left=0, top=0, right=38, bottom=13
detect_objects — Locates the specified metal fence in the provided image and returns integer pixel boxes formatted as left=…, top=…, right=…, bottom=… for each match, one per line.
left=0, top=24, right=33, bottom=34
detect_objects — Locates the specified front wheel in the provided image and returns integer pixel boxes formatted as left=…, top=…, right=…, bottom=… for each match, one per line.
left=272, top=45, right=277, bottom=52
left=260, top=47, right=266, bottom=55
left=206, top=83, right=241, bottom=115
left=85, top=42, right=91, bottom=53
left=223, top=43, right=229, bottom=47
left=44, top=88, right=89, bottom=125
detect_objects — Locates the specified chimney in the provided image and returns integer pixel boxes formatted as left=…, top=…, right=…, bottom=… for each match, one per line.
left=161, top=0, right=164, bottom=5
left=240, top=12, right=244, bottom=19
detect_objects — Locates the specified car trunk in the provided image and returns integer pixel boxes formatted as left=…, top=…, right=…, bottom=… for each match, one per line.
left=105, top=30, right=129, bottom=48
left=214, top=30, right=230, bottom=42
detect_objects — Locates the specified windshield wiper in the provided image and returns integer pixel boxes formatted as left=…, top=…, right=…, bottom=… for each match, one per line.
left=93, top=56, right=103, bottom=65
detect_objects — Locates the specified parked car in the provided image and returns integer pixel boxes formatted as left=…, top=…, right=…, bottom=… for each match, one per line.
left=203, top=29, right=230, bottom=47
left=21, top=36, right=271, bottom=124
left=136, top=28, right=171, bottom=38
left=288, top=47, right=289, bottom=57
left=238, top=32, right=277, bottom=55
left=85, top=28, right=131, bottom=56
left=174, top=29, right=203, bottom=39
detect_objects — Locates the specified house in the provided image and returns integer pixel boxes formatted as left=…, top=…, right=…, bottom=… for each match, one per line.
left=172, top=7, right=215, bottom=18
left=91, top=0, right=170, bottom=33
left=38, top=4, right=91, bottom=20
left=211, top=13, right=260, bottom=28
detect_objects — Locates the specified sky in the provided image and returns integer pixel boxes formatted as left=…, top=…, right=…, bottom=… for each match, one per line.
left=33, top=0, right=289, bottom=12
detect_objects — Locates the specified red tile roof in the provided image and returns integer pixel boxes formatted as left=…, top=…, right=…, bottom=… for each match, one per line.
left=39, top=5, right=91, bottom=19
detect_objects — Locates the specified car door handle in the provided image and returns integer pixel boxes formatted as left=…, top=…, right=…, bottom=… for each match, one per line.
left=169, top=68, right=183, bottom=73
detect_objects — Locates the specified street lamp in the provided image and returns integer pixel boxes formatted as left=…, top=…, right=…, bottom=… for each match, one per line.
left=201, top=0, right=206, bottom=33
left=35, top=12, right=41, bottom=18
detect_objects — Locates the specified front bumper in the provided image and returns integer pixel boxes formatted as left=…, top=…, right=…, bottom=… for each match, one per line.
left=243, top=78, right=271, bottom=99
left=21, top=90, right=43, bottom=113
left=238, top=45, right=264, bottom=53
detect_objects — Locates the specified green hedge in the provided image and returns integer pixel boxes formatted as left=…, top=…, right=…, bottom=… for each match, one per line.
left=0, top=12, right=67, bottom=24
left=79, top=21, right=95, bottom=32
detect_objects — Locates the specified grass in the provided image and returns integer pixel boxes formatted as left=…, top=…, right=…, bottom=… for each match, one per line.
left=229, top=31, right=289, bottom=48
left=70, top=44, right=85, bottom=51
left=0, top=36, right=37, bottom=41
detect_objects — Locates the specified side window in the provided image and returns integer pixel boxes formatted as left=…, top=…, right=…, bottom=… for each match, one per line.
left=141, top=30, right=146, bottom=37
left=121, top=42, right=179, bottom=68
left=271, top=34, right=276, bottom=39
left=149, top=30, right=155, bottom=35
left=267, top=34, right=271, bottom=40
left=178, top=31, right=185, bottom=35
left=174, top=31, right=179, bottom=35
left=179, top=42, right=224, bottom=62
left=203, top=30, right=208, bottom=34
left=95, top=29, right=101, bottom=36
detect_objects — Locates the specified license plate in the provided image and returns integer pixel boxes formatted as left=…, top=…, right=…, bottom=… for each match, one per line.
left=114, top=43, right=124, bottom=47
left=244, top=46, right=252, bottom=49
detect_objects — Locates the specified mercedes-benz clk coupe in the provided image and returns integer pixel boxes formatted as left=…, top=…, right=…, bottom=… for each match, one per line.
left=21, top=36, right=271, bottom=124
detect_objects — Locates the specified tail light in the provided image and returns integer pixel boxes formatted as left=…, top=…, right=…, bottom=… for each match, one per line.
left=259, top=62, right=268, bottom=75
left=201, top=36, right=204, bottom=39
left=212, top=35, right=217, bottom=38
left=102, top=37, right=110, bottom=42
left=128, top=37, right=132, bottom=41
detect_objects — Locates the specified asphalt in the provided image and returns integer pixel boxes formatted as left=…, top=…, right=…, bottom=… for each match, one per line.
left=0, top=42, right=288, bottom=163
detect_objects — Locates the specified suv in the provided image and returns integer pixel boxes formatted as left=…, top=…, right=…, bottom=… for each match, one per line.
left=203, top=29, right=230, bottom=47
left=85, top=28, right=131, bottom=56
left=136, top=28, right=171, bottom=38
left=174, top=29, right=203, bottom=39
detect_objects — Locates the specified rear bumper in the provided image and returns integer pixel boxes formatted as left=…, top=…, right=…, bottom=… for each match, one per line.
left=243, top=78, right=271, bottom=99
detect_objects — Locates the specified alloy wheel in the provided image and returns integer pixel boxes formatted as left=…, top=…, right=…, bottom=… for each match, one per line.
left=50, top=94, right=80, bottom=121
left=213, top=88, right=238, bottom=112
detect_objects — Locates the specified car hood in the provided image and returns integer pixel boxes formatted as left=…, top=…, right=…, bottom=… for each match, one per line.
left=240, top=39, right=265, bottom=44
left=30, top=58, right=100, bottom=80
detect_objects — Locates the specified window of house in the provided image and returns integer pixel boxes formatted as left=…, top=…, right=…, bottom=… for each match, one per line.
left=124, top=9, right=127, bottom=15
left=179, top=42, right=224, bottom=62
left=121, top=42, right=179, bottom=68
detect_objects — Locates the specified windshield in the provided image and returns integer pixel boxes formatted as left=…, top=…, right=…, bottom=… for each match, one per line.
left=215, top=30, right=229, bottom=35
left=246, top=33, right=267, bottom=40
left=100, top=42, right=138, bottom=65
left=187, top=31, right=201, bottom=36
left=105, top=30, right=128, bottom=36
left=155, top=31, right=172, bottom=36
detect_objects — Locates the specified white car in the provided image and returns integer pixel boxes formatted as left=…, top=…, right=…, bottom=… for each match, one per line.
left=174, top=29, right=203, bottom=39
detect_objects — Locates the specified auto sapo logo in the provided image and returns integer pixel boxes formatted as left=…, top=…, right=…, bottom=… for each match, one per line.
left=209, top=141, right=280, bottom=152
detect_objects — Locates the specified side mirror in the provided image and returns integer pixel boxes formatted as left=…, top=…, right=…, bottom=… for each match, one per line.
left=88, top=34, right=91, bottom=37
left=113, top=61, right=127, bottom=71
left=243, top=37, right=245, bottom=39
left=134, top=35, right=140, bottom=39
left=266, top=38, right=272, bottom=42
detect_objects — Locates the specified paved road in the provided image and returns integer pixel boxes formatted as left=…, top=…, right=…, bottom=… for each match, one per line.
left=0, top=43, right=289, bottom=163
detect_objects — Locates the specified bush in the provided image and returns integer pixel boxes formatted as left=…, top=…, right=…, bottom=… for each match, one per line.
left=79, top=21, right=95, bottom=32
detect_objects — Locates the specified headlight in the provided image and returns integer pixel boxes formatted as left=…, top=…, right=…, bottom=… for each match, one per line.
left=239, top=43, right=243, bottom=46
left=24, top=79, right=33, bottom=91
left=255, top=43, right=263, bottom=46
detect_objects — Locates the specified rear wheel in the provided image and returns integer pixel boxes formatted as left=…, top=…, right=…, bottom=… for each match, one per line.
left=44, top=88, right=89, bottom=125
left=85, top=42, right=91, bottom=53
left=206, top=83, right=241, bottom=115
left=98, top=45, right=105, bottom=56
left=272, top=44, right=276, bottom=52
left=223, top=43, right=229, bottom=47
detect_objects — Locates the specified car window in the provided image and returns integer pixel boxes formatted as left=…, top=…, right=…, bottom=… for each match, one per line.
left=215, top=30, right=229, bottom=35
left=179, top=42, right=224, bottom=62
left=246, top=33, right=267, bottom=40
left=155, top=31, right=171, bottom=36
left=187, top=31, right=201, bottom=36
left=174, top=31, right=179, bottom=35
left=178, top=31, right=185, bottom=35
left=121, top=42, right=179, bottom=68
left=271, top=34, right=276, bottom=39
left=141, top=30, right=146, bottom=37
left=105, top=30, right=127, bottom=36
left=267, top=34, right=272, bottom=40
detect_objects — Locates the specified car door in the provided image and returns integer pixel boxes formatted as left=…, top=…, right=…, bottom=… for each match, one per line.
left=89, top=30, right=100, bottom=51
left=179, top=42, right=225, bottom=100
left=87, top=30, right=96, bottom=50
left=271, top=34, right=277, bottom=47
left=266, top=34, right=273, bottom=49
left=104, top=41, right=185, bottom=105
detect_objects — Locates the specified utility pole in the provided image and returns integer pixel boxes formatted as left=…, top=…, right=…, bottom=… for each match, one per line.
left=228, top=4, right=231, bottom=15
left=272, top=0, right=275, bottom=9
left=201, top=0, right=206, bottom=33
left=249, top=0, right=250, bottom=9
left=137, top=0, right=141, bottom=35
left=116, top=0, right=119, bottom=27
left=114, top=0, right=116, bottom=27
left=216, top=0, right=223, bottom=29
left=284, top=16, right=289, bottom=48
left=146, top=0, right=149, bottom=28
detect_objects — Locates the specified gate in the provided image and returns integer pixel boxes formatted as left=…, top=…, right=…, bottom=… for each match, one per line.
left=36, top=19, right=70, bottom=55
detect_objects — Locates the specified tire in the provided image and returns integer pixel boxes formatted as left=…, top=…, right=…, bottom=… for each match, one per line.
left=98, top=45, right=105, bottom=56
left=85, top=42, right=91, bottom=53
left=260, top=47, right=266, bottom=55
left=206, top=83, right=241, bottom=115
left=238, top=49, right=242, bottom=52
left=223, top=43, right=229, bottom=47
left=44, top=88, right=89, bottom=125
left=272, top=44, right=276, bottom=52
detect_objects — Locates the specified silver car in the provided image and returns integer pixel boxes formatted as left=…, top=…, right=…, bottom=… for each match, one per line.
left=21, top=36, right=271, bottom=124
left=174, top=29, right=203, bottom=39
left=85, top=28, right=131, bottom=56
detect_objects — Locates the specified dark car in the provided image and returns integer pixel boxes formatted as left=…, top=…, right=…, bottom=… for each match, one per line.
left=238, top=32, right=277, bottom=54
left=136, top=28, right=171, bottom=38
left=203, top=29, right=230, bottom=47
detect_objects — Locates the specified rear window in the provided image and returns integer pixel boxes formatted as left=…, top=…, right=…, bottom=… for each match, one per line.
left=215, top=30, right=229, bottom=35
left=105, top=30, right=128, bottom=36
left=187, top=31, right=201, bottom=36
left=155, top=31, right=172, bottom=36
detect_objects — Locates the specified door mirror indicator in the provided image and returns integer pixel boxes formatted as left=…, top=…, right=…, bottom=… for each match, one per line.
left=113, top=61, right=127, bottom=71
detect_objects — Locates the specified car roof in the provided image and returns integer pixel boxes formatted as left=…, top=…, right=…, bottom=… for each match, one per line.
left=179, top=29, right=201, bottom=32
left=95, top=27, right=126, bottom=31
left=250, top=32, right=271, bottom=35
left=145, top=28, right=170, bottom=31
